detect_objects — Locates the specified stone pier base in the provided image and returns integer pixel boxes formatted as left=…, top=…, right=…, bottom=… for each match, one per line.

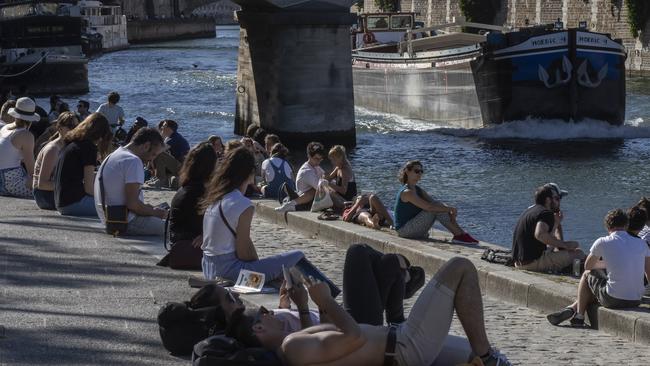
left=234, top=8, right=357, bottom=147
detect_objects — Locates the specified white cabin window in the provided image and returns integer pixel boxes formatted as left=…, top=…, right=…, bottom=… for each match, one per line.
left=367, top=16, right=389, bottom=31
left=390, top=15, right=412, bottom=30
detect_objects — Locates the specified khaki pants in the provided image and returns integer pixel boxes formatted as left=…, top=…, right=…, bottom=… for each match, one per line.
left=516, top=249, right=575, bottom=272
left=153, top=151, right=180, bottom=186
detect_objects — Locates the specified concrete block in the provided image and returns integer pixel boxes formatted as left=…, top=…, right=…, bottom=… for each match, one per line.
left=597, top=307, right=644, bottom=342
left=635, top=312, right=650, bottom=345
left=527, top=282, right=576, bottom=314
left=485, top=269, right=543, bottom=307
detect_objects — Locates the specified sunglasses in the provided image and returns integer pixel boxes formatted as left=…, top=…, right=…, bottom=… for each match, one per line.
left=252, top=306, right=270, bottom=325
left=552, top=195, right=561, bottom=201
left=412, top=169, right=423, bottom=174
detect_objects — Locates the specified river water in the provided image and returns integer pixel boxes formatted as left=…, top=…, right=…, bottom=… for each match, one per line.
left=74, top=25, right=650, bottom=250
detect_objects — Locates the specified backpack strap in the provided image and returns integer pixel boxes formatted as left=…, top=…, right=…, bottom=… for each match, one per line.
left=98, top=152, right=113, bottom=217
left=218, top=201, right=236, bottom=238
left=164, top=214, right=170, bottom=251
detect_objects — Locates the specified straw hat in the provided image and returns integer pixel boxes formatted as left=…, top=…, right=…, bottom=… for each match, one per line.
left=8, top=97, right=40, bottom=122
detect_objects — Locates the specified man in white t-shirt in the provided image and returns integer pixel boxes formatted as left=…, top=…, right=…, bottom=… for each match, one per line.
left=276, top=142, right=326, bottom=212
left=96, top=91, right=125, bottom=134
left=547, top=208, right=650, bottom=327
left=94, top=127, right=168, bottom=236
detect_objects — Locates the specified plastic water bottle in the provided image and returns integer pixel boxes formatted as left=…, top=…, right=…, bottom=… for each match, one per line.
left=572, top=259, right=582, bottom=277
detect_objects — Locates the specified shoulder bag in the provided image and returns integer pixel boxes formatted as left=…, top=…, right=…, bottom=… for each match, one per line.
left=99, top=153, right=129, bottom=236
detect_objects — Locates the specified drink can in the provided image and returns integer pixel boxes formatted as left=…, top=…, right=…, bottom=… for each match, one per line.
left=572, top=259, right=582, bottom=277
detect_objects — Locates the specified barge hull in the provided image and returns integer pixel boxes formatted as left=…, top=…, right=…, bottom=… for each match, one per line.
left=0, top=62, right=89, bottom=95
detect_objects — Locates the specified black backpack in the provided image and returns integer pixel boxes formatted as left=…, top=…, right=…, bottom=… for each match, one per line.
left=481, top=248, right=514, bottom=267
left=192, top=335, right=281, bottom=366
left=157, top=302, right=223, bottom=356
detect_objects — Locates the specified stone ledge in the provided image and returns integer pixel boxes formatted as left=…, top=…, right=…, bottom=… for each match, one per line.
left=253, top=199, right=650, bottom=345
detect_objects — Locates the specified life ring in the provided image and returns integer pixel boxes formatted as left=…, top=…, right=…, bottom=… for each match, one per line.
left=363, top=32, right=376, bottom=45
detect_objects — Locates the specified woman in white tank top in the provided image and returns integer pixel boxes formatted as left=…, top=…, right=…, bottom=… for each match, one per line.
left=199, top=146, right=305, bottom=283
left=0, top=97, right=38, bottom=198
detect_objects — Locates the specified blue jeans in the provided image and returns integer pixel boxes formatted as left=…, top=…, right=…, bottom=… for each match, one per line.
left=58, top=195, right=98, bottom=217
left=33, top=189, right=55, bottom=210
left=202, top=250, right=305, bottom=282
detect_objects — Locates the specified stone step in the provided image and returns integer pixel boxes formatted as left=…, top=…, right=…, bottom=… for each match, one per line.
left=253, top=199, right=650, bottom=345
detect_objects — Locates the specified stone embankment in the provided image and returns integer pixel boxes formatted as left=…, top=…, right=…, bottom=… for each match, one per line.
left=2, top=192, right=650, bottom=365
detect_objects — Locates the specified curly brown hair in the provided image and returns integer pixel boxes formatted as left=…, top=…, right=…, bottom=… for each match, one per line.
left=199, top=147, right=255, bottom=213
left=64, top=112, right=112, bottom=158
left=398, top=160, right=422, bottom=184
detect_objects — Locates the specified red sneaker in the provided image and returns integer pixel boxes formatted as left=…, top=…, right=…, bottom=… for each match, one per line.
left=452, top=233, right=479, bottom=244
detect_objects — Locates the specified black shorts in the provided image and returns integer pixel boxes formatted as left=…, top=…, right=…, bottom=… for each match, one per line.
left=587, top=269, right=641, bottom=309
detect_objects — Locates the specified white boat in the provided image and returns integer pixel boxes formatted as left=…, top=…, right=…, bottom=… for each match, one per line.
left=78, top=0, right=128, bottom=54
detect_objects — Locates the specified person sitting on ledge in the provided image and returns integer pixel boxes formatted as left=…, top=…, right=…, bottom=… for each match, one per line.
left=54, top=113, right=112, bottom=217
left=634, top=197, right=650, bottom=243
left=324, top=145, right=357, bottom=206
left=343, top=193, right=394, bottom=229
left=547, top=208, right=650, bottom=327
left=146, top=119, right=189, bottom=189
left=93, top=127, right=169, bottom=236
left=264, top=134, right=280, bottom=156
left=393, top=160, right=478, bottom=244
left=275, top=141, right=326, bottom=213
left=512, top=183, right=584, bottom=272
left=200, top=147, right=304, bottom=283
left=261, top=143, right=294, bottom=200
left=33, top=112, right=79, bottom=210
left=168, top=142, right=218, bottom=247
left=0, top=97, right=38, bottom=198
left=224, top=256, right=512, bottom=366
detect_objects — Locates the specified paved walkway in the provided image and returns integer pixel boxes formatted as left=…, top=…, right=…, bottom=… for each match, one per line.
left=1, top=193, right=648, bottom=365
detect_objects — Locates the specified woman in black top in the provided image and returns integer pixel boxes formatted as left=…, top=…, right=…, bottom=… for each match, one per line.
left=169, top=142, right=218, bottom=244
left=54, top=113, right=112, bottom=216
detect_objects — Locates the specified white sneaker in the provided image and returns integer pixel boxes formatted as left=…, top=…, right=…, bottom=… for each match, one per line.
left=275, top=201, right=296, bottom=212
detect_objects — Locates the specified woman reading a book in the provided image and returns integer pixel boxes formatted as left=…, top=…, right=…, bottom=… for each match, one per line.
left=199, top=146, right=305, bottom=283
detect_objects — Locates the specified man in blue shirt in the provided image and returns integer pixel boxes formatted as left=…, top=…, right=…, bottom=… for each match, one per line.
left=145, top=119, right=189, bottom=189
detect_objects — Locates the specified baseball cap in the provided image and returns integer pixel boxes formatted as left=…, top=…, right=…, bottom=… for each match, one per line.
left=545, top=183, right=568, bottom=198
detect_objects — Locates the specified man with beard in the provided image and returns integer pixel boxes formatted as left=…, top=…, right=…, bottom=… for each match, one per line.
left=512, top=183, right=585, bottom=272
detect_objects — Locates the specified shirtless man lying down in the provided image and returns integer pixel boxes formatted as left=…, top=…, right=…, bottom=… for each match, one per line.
left=244, top=257, right=512, bottom=366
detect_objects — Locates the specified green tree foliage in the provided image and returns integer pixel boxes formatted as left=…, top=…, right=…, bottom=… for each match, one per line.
left=459, top=0, right=501, bottom=33
left=374, top=0, right=396, bottom=12
left=625, top=0, right=650, bottom=38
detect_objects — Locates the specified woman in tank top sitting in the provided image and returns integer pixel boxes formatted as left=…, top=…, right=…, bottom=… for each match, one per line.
left=0, top=97, right=39, bottom=198
left=32, top=112, right=80, bottom=210
left=393, top=160, right=479, bottom=244
left=200, top=146, right=305, bottom=282
left=54, top=113, right=112, bottom=217
left=325, top=145, right=357, bottom=207
left=261, top=142, right=294, bottom=200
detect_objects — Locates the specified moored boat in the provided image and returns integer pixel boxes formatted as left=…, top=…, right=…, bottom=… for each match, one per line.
left=0, top=1, right=89, bottom=95
left=78, top=0, right=128, bottom=56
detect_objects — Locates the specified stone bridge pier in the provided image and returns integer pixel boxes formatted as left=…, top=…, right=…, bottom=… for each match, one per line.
left=232, top=0, right=357, bottom=147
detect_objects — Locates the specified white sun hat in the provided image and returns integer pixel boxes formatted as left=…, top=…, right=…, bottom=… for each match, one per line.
left=8, top=97, right=40, bottom=122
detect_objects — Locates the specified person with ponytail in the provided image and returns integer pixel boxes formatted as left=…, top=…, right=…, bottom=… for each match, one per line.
left=33, top=112, right=79, bottom=209
left=200, top=146, right=304, bottom=282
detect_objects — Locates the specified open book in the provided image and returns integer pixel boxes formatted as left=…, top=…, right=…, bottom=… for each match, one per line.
left=283, top=258, right=341, bottom=298
left=231, top=269, right=276, bottom=294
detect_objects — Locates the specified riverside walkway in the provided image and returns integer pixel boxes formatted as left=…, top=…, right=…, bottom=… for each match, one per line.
left=1, top=192, right=649, bottom=365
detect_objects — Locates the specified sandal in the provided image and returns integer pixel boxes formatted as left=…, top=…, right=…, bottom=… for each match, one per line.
left=317, top=211, right=340, bottom=220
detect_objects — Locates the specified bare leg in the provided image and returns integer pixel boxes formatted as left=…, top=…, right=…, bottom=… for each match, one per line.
left=293, top=189, right=315, bottom=205
left=576, top=271, right=595, bottom=316
left=434, top=257, right=491, bottom=357
left=368, top=194, right=394, bottom=227
left=357, top=211, right=379, bottom=229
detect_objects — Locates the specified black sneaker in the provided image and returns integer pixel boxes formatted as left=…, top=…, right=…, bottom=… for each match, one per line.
left=546, top=307, right=575, bottom=326
left=570, top=316, right=587, bottom=328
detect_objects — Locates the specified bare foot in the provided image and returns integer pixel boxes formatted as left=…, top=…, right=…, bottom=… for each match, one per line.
left=370, top=214, right=381, bottom=229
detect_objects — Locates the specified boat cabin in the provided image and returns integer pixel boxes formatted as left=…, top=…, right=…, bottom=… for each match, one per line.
left=353, top=12, right=424, bottom=49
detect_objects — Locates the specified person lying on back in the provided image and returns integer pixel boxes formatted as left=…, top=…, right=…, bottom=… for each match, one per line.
left=227, top=257, right=512, bottom=366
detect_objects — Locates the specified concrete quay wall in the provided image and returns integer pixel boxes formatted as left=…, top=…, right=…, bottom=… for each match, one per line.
left=362, top=0, right=650, bottom=75
left=127, top=18, right=216, bottom=44
left=253, top=199, right=650, bottom=345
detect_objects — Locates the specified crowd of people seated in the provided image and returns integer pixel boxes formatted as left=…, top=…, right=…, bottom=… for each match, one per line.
left=5, top=91, right=650, bottom=365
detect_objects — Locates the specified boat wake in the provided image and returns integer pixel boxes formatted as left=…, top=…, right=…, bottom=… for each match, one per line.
left=355, top=107, right=650, bottom=139
left=437, top=118, right=650, bottom=140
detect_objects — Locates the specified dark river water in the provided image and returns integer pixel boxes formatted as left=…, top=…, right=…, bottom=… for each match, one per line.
left=64, top=25, right=650, bottom=250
